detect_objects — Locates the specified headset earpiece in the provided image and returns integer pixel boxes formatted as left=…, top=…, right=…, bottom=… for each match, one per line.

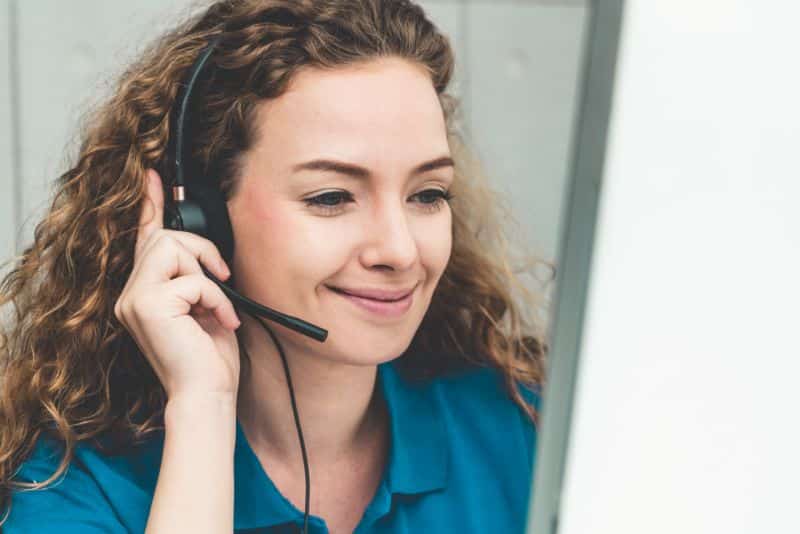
left=163, top=183, right=235, bottom=264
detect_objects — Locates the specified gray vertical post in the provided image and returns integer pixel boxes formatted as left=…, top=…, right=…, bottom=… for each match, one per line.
left=526, top=1, right=625, bottom=533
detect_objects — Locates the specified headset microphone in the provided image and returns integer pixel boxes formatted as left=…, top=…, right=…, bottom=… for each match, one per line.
left=203, top=267, right=327, bottom=342
left=163, top=35, right=328, bottom=343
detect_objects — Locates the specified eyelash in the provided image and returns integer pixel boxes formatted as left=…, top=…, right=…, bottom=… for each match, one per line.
left=303, top=189, right=454, bottom=215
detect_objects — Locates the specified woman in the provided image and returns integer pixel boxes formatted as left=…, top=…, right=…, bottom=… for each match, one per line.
left=0, top=0, right=550, bottom=532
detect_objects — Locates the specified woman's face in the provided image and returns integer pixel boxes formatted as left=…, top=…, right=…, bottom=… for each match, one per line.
left=227, top=57, right=453, bottom=366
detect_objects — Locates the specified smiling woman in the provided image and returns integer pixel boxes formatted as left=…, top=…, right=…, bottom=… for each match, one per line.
left=0, top=1, right=550, bottom=533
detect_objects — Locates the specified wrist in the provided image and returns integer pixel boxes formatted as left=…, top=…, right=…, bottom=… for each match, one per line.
left=165, top=392, right=237, bottom=426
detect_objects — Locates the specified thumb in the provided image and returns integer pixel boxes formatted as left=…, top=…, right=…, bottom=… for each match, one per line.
left=135, top=169, right=166, bottom=258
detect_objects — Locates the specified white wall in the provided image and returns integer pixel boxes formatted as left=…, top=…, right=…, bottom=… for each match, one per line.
left=464, top=1, right=586, bottom=259
left=0, top=1, right=16, bottom=268
left=559, top=1, right=800, bottom=533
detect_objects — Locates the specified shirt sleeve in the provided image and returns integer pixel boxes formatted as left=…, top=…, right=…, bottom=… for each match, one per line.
left=3, top=439, right=127, bottom=534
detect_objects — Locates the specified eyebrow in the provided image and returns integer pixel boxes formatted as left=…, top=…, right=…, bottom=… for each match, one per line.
left=291, top=155, right=455, bottom=179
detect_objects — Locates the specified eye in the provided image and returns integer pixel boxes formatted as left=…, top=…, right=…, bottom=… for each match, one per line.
left=303, top=191, right=355, bottom=214
left=303, top=188, right=454, bottom=216
left=411, top=188, right=454, bottom=213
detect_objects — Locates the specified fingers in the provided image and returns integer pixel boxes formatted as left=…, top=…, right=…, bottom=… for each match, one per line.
left=116, top=272, right=240, bottom=333
left=136, top=169, right=165, bottom=260
left=121, top=168, right=237, bottom=332
left=132, top=230, right=230, bottom=285
left=167, top=274, right=241, bottom=330
left=117, top=250, right=239, bottom=329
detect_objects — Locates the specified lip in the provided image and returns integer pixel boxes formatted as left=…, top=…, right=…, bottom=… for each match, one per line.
left=326, top=284, right=416, bottom=318
left=326, top=285, right=416, bottom=301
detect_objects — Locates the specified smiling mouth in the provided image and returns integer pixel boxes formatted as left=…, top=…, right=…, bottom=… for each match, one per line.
left=325, top=286, right=412, bottom=302
left=325, top=284, right=416, bottom=319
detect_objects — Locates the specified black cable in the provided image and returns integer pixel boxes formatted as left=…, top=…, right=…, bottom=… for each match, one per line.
left=240, top=308, right=311, bottom=534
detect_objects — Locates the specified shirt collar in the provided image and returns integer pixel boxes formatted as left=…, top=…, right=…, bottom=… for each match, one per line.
left=233, top=418, right=298, bottom=530
left=232, top=360, right=449, bottom=531
left=379, top=360, right=449, bottom=495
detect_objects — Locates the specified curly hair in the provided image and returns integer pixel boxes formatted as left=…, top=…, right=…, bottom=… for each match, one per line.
left=0, top=0, right=551, bottom=523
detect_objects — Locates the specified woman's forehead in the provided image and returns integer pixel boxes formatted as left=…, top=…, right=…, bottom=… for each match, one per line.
left=253, top=58, right=448, bottom=148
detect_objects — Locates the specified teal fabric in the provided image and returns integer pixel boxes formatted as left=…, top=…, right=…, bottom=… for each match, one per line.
left=5, top=360, right=539, bottom=533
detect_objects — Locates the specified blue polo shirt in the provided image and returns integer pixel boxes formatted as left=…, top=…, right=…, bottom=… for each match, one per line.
left=5, top=360, right=539, bottom=533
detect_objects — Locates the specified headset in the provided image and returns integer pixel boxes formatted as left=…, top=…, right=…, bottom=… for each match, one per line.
left=163, top=34, right=328, bottom=343
left=162, top=34, right=320, bottom=533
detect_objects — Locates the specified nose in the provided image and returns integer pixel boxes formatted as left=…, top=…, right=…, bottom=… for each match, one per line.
left=359, top=200, right=419, bottom=272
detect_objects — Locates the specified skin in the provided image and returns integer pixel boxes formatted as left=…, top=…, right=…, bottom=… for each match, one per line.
left=227, top=56, right=454, bottom=522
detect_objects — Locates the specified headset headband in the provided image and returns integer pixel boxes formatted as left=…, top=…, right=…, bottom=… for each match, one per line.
left=173, top=35, right=223, bottom=192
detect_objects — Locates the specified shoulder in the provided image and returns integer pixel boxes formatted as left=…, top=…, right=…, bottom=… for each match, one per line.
left=5, top=431, right=162, bottom=533
left=385, top=359, right=539, bottom=528
left=392, top=359, right=540, bottom=466
left=430, top=364, right=539, bottom=455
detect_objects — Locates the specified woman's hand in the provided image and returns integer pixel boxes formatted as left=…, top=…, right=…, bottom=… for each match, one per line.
left=114, top=169, right=241, bottom=401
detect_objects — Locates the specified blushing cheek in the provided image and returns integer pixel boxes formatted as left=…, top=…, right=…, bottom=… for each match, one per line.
left=229, top=193, right=287, bottom=289
left=245, top=200, right=288, bottom=261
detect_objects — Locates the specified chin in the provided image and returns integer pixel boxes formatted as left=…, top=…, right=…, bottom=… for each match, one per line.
left=320, top=332, right=415, bottom=367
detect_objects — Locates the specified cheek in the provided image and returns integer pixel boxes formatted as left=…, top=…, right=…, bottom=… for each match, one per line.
left=413, top=214, right=453, bottom=278
left=232, top=200, right=353, bottom=286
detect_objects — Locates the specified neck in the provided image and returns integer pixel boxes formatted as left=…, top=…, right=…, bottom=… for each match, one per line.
left=235, top=316, right=387, bottom=470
